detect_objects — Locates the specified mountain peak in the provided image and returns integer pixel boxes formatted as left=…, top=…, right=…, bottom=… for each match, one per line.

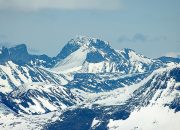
left=9, top=44, right=28, bottom=54
left=0, top=44, right=54, bottom=67
left=68, top=35, right=109, bottom=47
left=13, top=44, right=26, bottom=48
left=56, top=35, right=110, bottom=61
left=122, top=48, right=136, bottom=53
left=119, top=48, right=151, bottom=60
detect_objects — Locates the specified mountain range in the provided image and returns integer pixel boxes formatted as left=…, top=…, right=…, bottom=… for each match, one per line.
left=0, top=36, right=179, bottom=130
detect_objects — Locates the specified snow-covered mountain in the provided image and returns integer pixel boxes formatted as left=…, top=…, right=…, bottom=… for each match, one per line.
left=52, top=36, right=163, bottom=74
left=0, top=36, right=179, bottom=130
left=46, top=65, right=180, bottom=130
left=0, top=36, right=165, bottom=75
left=117, top=48, right=163, bottom=73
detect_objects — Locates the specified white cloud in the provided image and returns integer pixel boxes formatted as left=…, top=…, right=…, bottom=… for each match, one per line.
left=165, top=52, right=180, bottom=58
left=0, top=0, right=122, bottom=11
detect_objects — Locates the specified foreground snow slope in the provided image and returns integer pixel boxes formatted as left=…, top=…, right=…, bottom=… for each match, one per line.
left=107, top=66, right=180, bottom=130
left=108, top=105, right=180, bottom=130
left=0, top=106, right=61, bottom=130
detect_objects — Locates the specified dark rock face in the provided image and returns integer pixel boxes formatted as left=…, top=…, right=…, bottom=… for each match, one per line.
left=168, top=97, right=180, bottom=112
left=46, top=108, right=97, bottom=130
left=55, top=42, right=81, bottom=62
left=45, top=105, right=131, bottom=130
left=0, top=47, right=11, bottom=64
left=0, top=44, right=53, bottom=67
left=0, top=44, right=30, bottom=65
left=86, top=51, right=105, bottom=63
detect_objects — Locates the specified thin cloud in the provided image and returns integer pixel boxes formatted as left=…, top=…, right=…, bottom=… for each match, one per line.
left=0, top=34, right=8, bottom=40
left=0, top=0, right=122, bottom=11
left=165, top=52, right=180, bottom=58
left=28, top=47, right=40, bottom=54
left=118, top=33, right=167, bottom=43
left=0, top=34, right=12, bottom=48
left=0, top=42, right=12, bottom=48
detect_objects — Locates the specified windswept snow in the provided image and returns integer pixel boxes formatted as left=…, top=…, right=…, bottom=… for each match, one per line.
left=0, top=110, right=61, bottom=130
left=53, top=46, right=89, bottom=73
left=108, top=105, right=180, bottom=130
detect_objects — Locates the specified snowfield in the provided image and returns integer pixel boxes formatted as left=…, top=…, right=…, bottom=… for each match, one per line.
left=108, top=105, right=180, bottom=130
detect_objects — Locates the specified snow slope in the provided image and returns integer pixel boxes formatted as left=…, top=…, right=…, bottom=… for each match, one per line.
left=1, top=83, right=83, bottom=115
left=108, top=105, right=180, bottom=130
left=73, top=65, right=180, bottom=106
left=53, top=45, right=89, bottom=73
left=0, top=61, right=68, bottom=94
left=0, top=107, right=61, bottom=130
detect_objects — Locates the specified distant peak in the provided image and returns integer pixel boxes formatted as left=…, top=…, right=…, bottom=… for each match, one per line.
left=13, top=43, right=26, bottom=48
left=56, top=36, right=111, bottom=61
left=15, top=43, right=26, bottom=47
left=0, top=44, right=28, bottom=54
left=68, top=35, right=109, bottom=47
left=117, top=48, right=136, bottom=56
left=10, top=44, right=27, bottom=51
left=69, top=35, right=96, bottom=46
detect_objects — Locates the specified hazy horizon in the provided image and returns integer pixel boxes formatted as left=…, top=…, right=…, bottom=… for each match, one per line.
left=0, top=0, right=180, bottom=58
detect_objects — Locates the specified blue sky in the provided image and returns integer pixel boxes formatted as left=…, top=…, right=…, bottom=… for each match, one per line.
left=0, top=0, right=179, bottom=58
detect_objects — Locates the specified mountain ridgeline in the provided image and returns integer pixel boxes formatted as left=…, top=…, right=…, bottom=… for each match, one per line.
left=0, top=36, right=177, bottom=74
